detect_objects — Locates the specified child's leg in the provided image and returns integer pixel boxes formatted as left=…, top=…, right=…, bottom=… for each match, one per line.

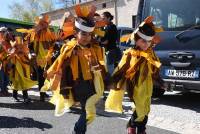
left=37, top=66, right=48, bottom=101
left=13, top=90, right=20, bottom=101
left=22, top=90, right=30, bottom=103
left=73, top=101, right=87, bottom=134
left=137, top=116, right=148, bottom=134
left=127, top=111, right=137, bottom=134
left=127, top=112, right=148, bottom=134
left=131, top=80, right=152, bottom=134
left=22, top=90, right=28, bottom=99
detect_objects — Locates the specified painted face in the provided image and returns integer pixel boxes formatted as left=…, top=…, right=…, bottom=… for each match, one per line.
left=136, top=38, right=152, bottom=51
left=77, top=31, right=92, bottom=46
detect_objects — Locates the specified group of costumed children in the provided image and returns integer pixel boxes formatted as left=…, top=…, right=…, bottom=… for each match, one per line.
left=0, top=4, right=164, bottom=134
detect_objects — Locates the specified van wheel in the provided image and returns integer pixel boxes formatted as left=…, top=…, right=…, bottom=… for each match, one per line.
left=152, top=87, right=165, bottom=98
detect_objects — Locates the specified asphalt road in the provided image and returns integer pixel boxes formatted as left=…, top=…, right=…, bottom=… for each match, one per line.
left=0, top=93, right=178, bottom=134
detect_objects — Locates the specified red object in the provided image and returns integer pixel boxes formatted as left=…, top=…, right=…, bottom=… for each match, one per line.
left=127, top=127, right=136, bottom=134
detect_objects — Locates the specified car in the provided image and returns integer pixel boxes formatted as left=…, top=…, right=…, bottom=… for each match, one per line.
left=155, top=28, right=200, bottom=95
left=117, top=27, right=134, bottom=51
left=130, top=0, right=200, bottom=97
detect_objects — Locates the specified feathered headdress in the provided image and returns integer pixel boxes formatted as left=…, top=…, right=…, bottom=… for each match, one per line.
left=16, top=15, right=56, bottom=42
left=120, top=16, right=163, bottom=47
left=58, top=4, right=107, bottom=40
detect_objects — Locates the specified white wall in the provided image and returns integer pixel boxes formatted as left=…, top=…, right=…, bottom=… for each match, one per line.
left=46, top=0, right=140, bottom=28
left=116, top=0, right=139, bottom=27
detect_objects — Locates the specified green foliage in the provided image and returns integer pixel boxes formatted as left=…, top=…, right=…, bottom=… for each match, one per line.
left=9, top=0, right=55, bottom=22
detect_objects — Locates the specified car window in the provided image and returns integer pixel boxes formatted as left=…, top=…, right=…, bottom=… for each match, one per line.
left=146, top=0, right=200, bottom=31
left=121, top=30, right=133, bottom=36
left=117, top=29, right=121, bottom=43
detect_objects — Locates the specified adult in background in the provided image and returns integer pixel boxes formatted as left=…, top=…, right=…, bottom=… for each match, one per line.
left=101, top=11, right=121, bottom=74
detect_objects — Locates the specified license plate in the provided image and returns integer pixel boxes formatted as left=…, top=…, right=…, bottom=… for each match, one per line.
left=165, top=69, right=199, bottom=78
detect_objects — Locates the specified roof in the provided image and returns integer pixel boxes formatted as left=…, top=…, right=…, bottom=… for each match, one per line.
left=0, top=17, right=34, bottom=26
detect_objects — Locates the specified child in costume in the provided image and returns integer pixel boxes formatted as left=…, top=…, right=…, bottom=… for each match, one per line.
left=0, top=27, right=12, bottom=96
left=6, top=37, right=38, bottom=103
left=17, top=15, right=56, bottom=101
left=44, top=5, right=107, bottom=134
left=105, top=16, right=163, bottom=134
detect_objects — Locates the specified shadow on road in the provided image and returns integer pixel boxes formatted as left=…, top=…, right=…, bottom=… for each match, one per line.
left=0, top=116, right=52, bottom=130
left=0, top=101, right=55, bottom=110
left=152, top=92, right=200, bottom=113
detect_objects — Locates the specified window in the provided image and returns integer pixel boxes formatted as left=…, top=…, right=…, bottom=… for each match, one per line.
left=168, top=13, right=184, bottom=28
left=145, top=0, right=200, bottom=31
left=102, top=3, right=106, bottom=8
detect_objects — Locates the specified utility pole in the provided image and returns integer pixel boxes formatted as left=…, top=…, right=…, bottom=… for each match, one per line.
left=114, top=0, right=118, bottom=25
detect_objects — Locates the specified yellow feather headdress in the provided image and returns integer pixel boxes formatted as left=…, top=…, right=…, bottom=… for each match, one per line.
left=16, top=15, right=56, bottom=42
left=120, top=16, right=164, bottom=46
left=58, top=4, right=107, bottom=40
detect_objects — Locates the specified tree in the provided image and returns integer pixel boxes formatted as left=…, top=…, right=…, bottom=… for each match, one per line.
left=57, top=0, right=89, bottom=7
left=9, top=0, right=55, bottom=22
left=57, top=0, right=76, bottom=7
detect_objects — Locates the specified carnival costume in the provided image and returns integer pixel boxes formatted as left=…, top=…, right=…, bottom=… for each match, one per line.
left=105, top=16, right=162, bottom=134
left=6, top=37, right=38, bottom=102
left=43, top=4, right=107, bottom=134
left=17, top=15, right=56, bottom=101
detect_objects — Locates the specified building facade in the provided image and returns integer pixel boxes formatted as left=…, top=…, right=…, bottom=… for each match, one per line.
left=43, top=0, right=139, bottom=28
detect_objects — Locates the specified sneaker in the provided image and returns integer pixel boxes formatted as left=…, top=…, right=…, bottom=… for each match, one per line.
left=127, top=127, right=136, bottom=134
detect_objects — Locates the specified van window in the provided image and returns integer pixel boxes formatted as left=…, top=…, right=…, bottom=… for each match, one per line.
left=145, top=0, right=200, bottom=31
left=121, top=30, right=133, bottom=36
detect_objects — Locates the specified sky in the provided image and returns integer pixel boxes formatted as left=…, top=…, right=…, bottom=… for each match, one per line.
left=0, top=0, right=63, bottom=19
left=0, top=0, right=23, bottom=19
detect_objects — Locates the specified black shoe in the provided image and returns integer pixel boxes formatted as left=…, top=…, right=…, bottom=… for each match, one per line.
left=72, top=130, right=85, bottom=134
left=137, top=131, right=146, bottom=134
left=40, top=92, right=49, bottom=102
left=44, top=93, right=49, bottom=98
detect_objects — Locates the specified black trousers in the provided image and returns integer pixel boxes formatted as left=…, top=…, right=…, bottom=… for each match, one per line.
left=72, top=80, right=95, bottom=134
left=37, top=66, right=45, bottom=91
left=127, top=111, right=148, bottom=133
left=74, top=101, right=87, bottom=134
left=37, top=66, right=46, bottom=98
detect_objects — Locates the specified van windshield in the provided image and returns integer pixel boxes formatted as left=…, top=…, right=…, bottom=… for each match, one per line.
left=144, top=0, right=200, bottom=31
